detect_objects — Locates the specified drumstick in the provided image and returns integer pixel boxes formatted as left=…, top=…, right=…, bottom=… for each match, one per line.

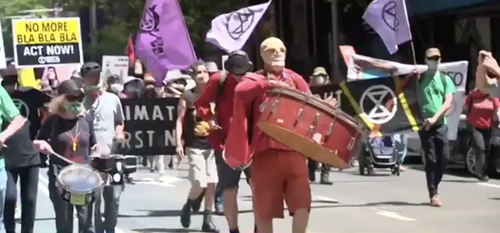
left=48, top=151, right=76, bottom=165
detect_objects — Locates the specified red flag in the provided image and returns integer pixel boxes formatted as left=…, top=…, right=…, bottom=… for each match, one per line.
left=127, top=35, right=137, bottom=66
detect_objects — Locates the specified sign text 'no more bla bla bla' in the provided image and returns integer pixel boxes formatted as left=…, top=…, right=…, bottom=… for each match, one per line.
left=13, top=18, right=83, bottom=67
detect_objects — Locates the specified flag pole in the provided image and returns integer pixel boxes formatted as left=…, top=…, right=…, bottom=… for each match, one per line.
left=410, top=42, right=417, bottom=64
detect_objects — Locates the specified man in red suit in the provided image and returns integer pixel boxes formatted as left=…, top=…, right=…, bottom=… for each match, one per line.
left=194, top=51, right=255, bottom=233
left=225, top=37, right=337, bottom=233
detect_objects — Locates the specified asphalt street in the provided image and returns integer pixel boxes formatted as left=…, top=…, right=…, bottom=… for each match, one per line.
left=21, top=160, right=500, bottom=233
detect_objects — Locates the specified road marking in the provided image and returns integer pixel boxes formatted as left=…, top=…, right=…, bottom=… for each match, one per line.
left=38, top=174, right=126, bottom=233
left=376, top=210, right=416, bottom=221
left=313, top=195, right=339, bottom=203
left=477, top=182, right=500, bottom=189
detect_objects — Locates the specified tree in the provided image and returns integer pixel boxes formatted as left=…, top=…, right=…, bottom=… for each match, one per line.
left=59, top=0, right=245, bottom=58
left=0, top=0, right=52, bottom=57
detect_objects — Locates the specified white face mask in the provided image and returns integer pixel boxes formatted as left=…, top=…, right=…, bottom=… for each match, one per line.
left=425, top=59, right=438, bottom=69
left=109, top=84, right=123, bottom=93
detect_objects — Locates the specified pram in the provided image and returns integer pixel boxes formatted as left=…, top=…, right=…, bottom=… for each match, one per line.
left=358, top=134, right=408, bottom=176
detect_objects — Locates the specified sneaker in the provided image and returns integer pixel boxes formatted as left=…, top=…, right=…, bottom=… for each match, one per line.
left=430, top=195, right=442, bottom=207
left=478, top=174, right=489, bottom=182
left=180, top=202, right=192, bottom=228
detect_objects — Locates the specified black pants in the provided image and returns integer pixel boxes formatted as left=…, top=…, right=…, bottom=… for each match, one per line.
left=468, top=125, right=491, bottom=177
left=4, top=166, right=39, bottom=233
left=308, top=159, right=330, bottom=176
left=48, top=174, right=94, bottom=233
left=419, top=124, right=448, bottom=198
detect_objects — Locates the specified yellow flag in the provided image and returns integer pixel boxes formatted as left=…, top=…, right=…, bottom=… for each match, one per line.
left=18, top=68, right=39, bottom=90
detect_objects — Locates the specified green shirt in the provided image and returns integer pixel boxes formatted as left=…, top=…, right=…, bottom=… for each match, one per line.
left=419, top=71, right=456, bottom=126
left=0, top=86, right=21, bottom=168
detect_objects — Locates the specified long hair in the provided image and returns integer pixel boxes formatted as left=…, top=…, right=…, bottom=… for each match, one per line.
left=47, top=95, right=68, bottom=115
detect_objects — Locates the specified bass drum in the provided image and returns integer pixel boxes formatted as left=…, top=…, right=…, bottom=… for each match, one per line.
left=56, top=164, right=103, bottom=206
left=257, top=88, right=365, bottom=169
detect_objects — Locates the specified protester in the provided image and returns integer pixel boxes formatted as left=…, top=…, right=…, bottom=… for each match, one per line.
left=0, top=82, right=26, bottom=233
left=419, top=48, right=455, bottom=207
left=1, top=76, right=49, bottom=233
left=224, top=37, right=338, bottom=233
left=464, top=86, right=500, bottom=181
left=475, top=50, right=500, bottom=97
left=205, top=61, right=219, bottom=77
left=43, top=67, right=60, bottom=92
left=175, top=62, right=218, bottom=232
left=120, top=76, right=144, bottom=99
left=81, top=62, right=125, bottom=233
left=33, top=79, right=95, bottom=233
left=307, top=67, right=333, bottom=185
left=106, top=74, right=124, bottom=95
left=194, top=50, right=254, bottom=232
left=309, top=66, right=329, bottom=86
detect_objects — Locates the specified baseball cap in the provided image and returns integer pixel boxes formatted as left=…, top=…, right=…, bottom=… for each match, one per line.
left=205, top=62, right=219, bottom=73
left=425, top=48, right=441, bottom=58
left=80, top=61, right=101, bottom=78
left=312, top=67, right=328, bottom=76
left=57, top=79, right=84, bottom=96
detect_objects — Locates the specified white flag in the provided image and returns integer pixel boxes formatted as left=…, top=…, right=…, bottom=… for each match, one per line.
left=363, top=0, right=412, bottom=54
left=206, top=0, right=272, bottom=52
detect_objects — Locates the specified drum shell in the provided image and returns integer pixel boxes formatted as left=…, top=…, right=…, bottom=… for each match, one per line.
left=56, top=181, right=102, bottom=204
left=257, top=89, right=364, bottom=169
left=56, top=164, right=103, bottom=206
left=123, top=155, right=138, bottom=173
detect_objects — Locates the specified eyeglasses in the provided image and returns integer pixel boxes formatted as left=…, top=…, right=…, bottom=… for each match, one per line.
left=65, top=94, right=85, bottom=102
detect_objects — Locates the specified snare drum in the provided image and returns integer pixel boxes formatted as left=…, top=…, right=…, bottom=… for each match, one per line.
left=56, top=164, right=103, bottom=206
left=257, top=88, right=365, bottom=169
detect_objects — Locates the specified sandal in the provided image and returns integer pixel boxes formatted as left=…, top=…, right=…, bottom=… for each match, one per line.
left=430, top=195, right=442, bottom=207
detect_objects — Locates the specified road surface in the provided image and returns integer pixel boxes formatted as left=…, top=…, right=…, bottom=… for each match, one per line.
left=18, top=163, right=500, bottom=233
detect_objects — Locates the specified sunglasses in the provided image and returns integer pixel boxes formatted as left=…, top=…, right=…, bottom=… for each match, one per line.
left=65, top=94, right=85, bottom=102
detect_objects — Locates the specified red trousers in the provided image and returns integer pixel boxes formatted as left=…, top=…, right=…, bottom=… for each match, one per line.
left=251, top=149, right=311, bottom=221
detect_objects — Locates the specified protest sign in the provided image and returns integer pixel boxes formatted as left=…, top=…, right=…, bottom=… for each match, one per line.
left=0, top=18, right=6, bottom=69
left=446, top=91, right=465, bottom=140
left=346, top=54, right=468, bottom=137
left=115, top=98, right=179, bottom=155
left=101, top=55, right=129, bottom=82
left=347, top=54, right=468, bottom=91
left=311, top=75, right=424, bottom=135
left=12, top=18, right=83, bottom=68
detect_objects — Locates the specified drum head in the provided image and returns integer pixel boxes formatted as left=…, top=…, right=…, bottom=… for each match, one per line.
left=58, top=164, right=102, bottom=193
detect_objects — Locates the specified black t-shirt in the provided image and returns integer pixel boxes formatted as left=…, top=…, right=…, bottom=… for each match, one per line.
left=10, top=88, right=51, bottom=139
left=183, top=106, right=211, bottom=150
left=36, top=115, right=96, bottom=175
left=3, top=121, right=40, bottom=169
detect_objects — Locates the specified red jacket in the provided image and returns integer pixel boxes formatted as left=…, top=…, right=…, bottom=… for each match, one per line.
left=194, top=72, right=239, bottom=151
left=225, top=69, right=311, bottom=168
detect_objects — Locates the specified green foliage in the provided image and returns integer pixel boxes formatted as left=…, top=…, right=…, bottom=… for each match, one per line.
left=0, top=0, right=52, bottom=57
left=62, top=0, right=246, bottom=57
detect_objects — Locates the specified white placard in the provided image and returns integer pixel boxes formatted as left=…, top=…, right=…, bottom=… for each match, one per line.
left=347, top=54, right=469, bottom=92
left=446, top=91, right=465, bottom=140
left=0, top=18, right=6, bottom=69
left=101, top=55, right=129, bottom=83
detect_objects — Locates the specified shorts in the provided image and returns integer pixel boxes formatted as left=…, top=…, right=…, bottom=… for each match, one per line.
left=187, top=148, right=218, bottom=188
left=215, top=150, right=251, bottom=190
left=251, top=149, right=311, bottom=221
